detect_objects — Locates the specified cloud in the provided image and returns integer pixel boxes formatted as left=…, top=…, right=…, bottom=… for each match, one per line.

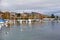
left=0, top=0, right=60, bottom=15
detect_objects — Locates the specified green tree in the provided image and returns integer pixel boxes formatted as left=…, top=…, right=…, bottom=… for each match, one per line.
left=16, top=13, right=21, bottom=17
left=51, top=14, right=55, bottom=18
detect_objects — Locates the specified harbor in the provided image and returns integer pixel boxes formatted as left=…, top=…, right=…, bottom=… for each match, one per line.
left=0, top=0, right=60, bottom=40
left=0, top=12, right=60, bottom=40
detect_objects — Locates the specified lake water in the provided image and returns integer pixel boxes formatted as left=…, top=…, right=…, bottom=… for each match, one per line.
left=0, top=21, right=60, bottom=40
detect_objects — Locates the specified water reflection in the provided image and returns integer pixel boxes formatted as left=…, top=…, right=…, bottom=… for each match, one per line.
left=0, top=21, right=60, bottom=40
left=51, top=20, right=59, bottom=31
left=51, top=21, right=55, bottom=31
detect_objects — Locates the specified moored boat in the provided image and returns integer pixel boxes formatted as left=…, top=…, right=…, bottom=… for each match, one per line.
left=0, top=18, right=6, bottom=30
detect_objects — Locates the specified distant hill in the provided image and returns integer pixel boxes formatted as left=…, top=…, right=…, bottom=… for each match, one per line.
left=0, top=11, right=55, bottom=19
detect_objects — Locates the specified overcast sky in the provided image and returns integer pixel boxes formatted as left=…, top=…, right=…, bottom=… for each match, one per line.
left=0, top=0, right=60, bottom=15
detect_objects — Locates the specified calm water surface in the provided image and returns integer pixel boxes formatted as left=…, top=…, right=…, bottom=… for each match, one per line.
left=0, top=22, right=60, bottom=40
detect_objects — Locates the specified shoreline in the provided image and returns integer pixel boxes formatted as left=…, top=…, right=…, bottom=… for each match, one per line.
left=6, top=19, right=60, bottom=24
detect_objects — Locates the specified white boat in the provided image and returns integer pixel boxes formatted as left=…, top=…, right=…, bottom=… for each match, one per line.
left=0, top=18, right=6, bottom=30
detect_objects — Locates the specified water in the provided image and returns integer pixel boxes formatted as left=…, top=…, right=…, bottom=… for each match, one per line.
left=0, top=22, right=60, bottom=40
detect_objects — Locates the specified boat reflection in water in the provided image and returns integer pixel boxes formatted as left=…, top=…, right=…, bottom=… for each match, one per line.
left=0, top=21, right=60, bottom=40
left=0, top=18, right=6, bottom=30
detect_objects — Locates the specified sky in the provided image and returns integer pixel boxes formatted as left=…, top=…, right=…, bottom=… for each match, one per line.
left=0, top=0, right=60, bottom=16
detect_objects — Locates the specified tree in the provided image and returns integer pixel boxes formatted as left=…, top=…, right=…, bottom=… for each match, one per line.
left=51, top=14, right=55, bottom=18
left=16, top=13, right=21, bottom=17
